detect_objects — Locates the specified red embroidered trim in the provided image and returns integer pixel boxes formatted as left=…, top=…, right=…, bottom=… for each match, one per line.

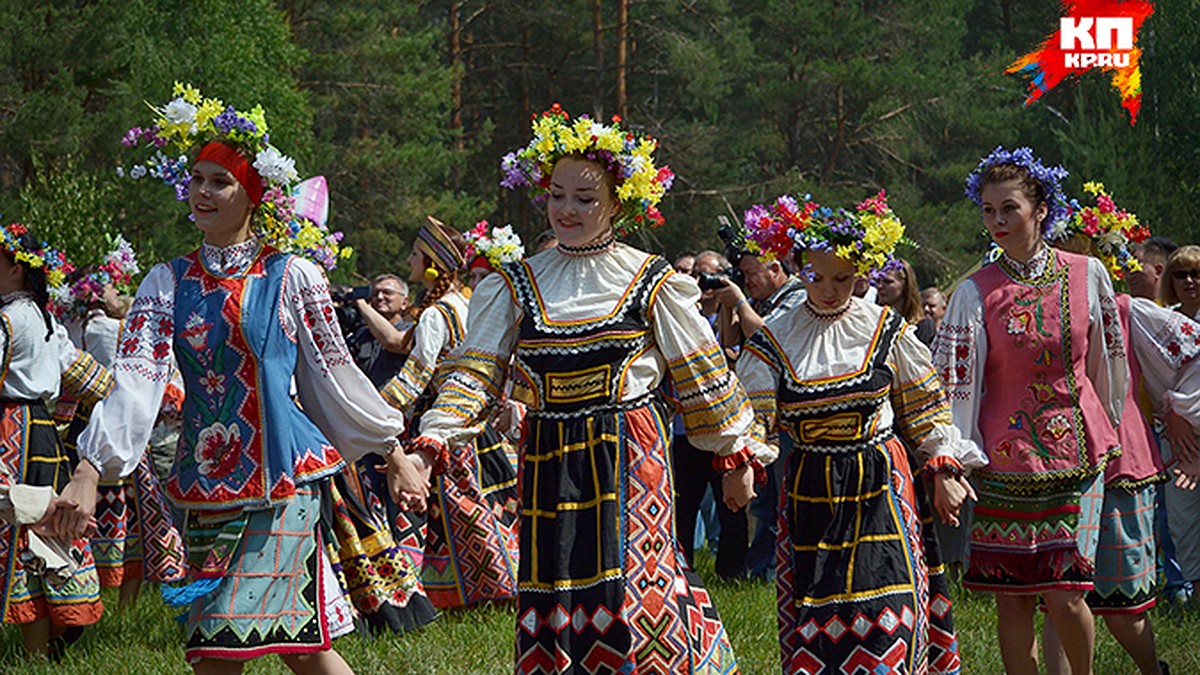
left=407, top=435, right=451, bottom=477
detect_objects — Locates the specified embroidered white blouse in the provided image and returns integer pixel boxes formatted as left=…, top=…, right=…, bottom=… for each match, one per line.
left=77, top=240, right=406, bottom=480
left=380, top=290, right=468, bottom=416
left=0, top=292, right=62, bottom=401
left=931, top=248, right=1128, bottom=463
left=737, top=296, right=985, bottom=471
left=419, top=241, right=773, bottom=463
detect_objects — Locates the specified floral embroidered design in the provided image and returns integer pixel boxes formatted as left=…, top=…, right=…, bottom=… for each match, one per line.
left=198, top=370, right=227, bottom=396
left=181, top=312, right=213, bottom=352
left=195, top=422, right=243, bottom=478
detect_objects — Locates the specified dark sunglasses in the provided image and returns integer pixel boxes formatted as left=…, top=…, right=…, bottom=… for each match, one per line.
left=1171, top=269, right=1200, bottom=281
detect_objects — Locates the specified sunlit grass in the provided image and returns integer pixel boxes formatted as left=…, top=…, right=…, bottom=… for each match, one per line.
left=3, top=553, right=1200, bottom=673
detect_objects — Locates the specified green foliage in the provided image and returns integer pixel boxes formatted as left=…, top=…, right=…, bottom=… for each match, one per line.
left=18, top=155, right=118, bottom=269
left=0, top=0, right=1195, bottom=287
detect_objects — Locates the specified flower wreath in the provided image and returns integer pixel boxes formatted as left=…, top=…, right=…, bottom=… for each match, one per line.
left=1052, top=182, right=1150, bottom=280
left=964, top=145, right=1070, bottom=237
left=1, top=223, right=73, bottom=289
left=464, top=220, right=525, bottom=269
left=120, top=82, right=350, bottom=270
left=500, top=103, right=675, bottom=238
left=788, top=190, right=906, bottom=281
left=51, top=234, right=142, bottom=320
left=742, top=194, right=820, bottom=263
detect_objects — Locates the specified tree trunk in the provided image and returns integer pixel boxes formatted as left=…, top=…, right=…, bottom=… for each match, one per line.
left=615, top=0, right=628, bottom=120
left=592, top=0, right=604, bottom=118
left=449, top=1, right=463, bottom=190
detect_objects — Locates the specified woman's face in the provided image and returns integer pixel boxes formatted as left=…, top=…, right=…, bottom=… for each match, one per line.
left=1171, top=264, right=1200, bottom=313
left=980, top=179, right=1047, bottom=261
left=0, top=254, right=24, bottom=295
left=407, top=246, right=427, bottom=284
left=546, top=157, right=620, bottom=248
left=188, top=160, right=255, bottom=246
left=803, top=249, right=857, bottom=312
left=874, top=269, right=904, bottom=306
left=468, top=266, right=491, bottom=289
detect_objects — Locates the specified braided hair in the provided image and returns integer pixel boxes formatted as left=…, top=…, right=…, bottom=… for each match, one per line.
left=401, top=225, right=468, bottom=352
left=6, top=232, right=55, bottom=341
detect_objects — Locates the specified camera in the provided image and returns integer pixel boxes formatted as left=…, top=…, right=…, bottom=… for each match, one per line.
left=331, top=285, right=371, bottom=304
left=697, top=269, right=744, bottom=291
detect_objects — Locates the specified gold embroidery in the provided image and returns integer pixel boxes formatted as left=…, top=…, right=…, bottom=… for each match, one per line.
left=545, top=364, right=611, bottom=404
left=798, top=411, right=866, bottom=443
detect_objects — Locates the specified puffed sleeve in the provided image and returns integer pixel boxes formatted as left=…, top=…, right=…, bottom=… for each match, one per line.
left=930, top=278, right=988, bottom=467
left=283, top=257, right=406, bottom=463
left=419, top=272, right=520, bottom=448
left=379, top=303, right=452, bottom=414
left=1086, top=257, right=1129, bottom=425
left=77, top=264, right=176, bottom=479
left=890, top=322, right=987, bottom=472
left=735, top=327, right=782, bottom=451
left=1124, top=297, right=1200, bottom=417
left=0, top=464, right=52, bottom=526
left=652, top=271, right=775, bottom=464
left=56, top=320, right=114, bottom=405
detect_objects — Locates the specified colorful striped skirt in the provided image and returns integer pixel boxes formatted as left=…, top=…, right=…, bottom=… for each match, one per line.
left=965, top=470, right=1104, bottom=594
left=1088, top=483, right=1157, bottom=614
left=777, top=435, right=961, bottom=675
left=515, top=399, right=737, bottom=675
left=422, top=425, right=519, bottom=608
left=183, top=484, right=353, bottom=662
left=0, top=400, right=102, bottom=626
left=326, top=463, right=438, bottom=634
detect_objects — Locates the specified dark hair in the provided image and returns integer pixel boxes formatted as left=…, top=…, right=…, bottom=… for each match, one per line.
left=979, top=163, right=1047, bottom=211
left=885, top=259, right=924, bottom=324
left=4, top=232, right=54, bottom=341
left=405, top=223, right=468, bottom=324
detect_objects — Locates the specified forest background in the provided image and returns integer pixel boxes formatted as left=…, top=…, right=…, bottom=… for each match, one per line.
left=1, top=0, right=1196, bottom=288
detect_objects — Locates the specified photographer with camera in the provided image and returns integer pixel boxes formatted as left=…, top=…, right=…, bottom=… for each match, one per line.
left=673, top=250, right=749, bottom=579
left=347, top=274, right=414, bottom=387
left=706, top=239, right=806, bottom=580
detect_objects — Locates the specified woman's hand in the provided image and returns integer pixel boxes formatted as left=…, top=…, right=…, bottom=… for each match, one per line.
left=1165, top=409, right=1200, bottom=463
left=1170, top=453, right=1200, bottom=491
left=933, top=473, right=976, bottom=527
left=54, top=461, right=101, bottom=539
left=32, top=495, right=96, bottom=539
left=720, top=464, right=756, bottom=512
left=386, top=443, right=430, bottom=512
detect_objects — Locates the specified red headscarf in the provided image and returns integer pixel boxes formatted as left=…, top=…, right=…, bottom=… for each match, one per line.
left=195, top=141, right=264, bottom=205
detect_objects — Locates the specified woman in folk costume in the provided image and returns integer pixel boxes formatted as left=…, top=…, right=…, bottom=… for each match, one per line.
left=1043, top=185, right=1200, bottom=675
left=408, top=104, right=769, bottom=674
left=373, top=216, right=520, bottom=609
left=55, top=84, right=429, bottom=673
left=932, top=147, right=1128, bottom=675
left=0, top=224, right=107, bottom=656
left=736, top=194, right=975, bottom=674
left=57, top=237, right=187, bottom=610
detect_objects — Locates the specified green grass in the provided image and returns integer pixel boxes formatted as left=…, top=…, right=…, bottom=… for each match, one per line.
left=4, top=555, right=1200, bottom=673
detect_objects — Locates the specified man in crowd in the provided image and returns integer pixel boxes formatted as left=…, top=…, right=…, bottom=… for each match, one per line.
left=1128, top=236, right=1178, bottom=302
left=350, top=273, right=413, bottom=387
left=672, top=250, right=748, bottom=579
left=712, top=252, right=805, bottom=578
left=922, top=286, right=947, bottom=328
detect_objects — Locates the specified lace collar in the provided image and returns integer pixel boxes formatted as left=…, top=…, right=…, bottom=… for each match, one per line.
left=558, top=234, right=618, bottom=258
left=201, top=238, right=262, bottom=276
left=804, top=297, right=853, bottom=322
left=1000, top=244, right=1052, bottom=280
left=0, top=290, right=35, bottom=308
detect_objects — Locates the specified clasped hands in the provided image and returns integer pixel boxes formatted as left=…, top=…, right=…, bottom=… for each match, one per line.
left=386, top=442, right=433, bottom=513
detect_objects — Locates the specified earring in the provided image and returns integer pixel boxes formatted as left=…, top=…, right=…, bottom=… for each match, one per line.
left=424, top=266, right=440, bottom=282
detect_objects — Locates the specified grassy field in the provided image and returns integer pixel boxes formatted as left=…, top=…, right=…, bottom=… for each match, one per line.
left=4, top=554, right=1200, bottom=673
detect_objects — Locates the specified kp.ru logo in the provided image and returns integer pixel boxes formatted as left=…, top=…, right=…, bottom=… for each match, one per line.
left=1007, top=1, right=1153, bottom=124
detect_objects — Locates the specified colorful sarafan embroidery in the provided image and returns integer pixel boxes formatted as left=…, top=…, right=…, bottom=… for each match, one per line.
left=166, top=247, right=342, bottom=510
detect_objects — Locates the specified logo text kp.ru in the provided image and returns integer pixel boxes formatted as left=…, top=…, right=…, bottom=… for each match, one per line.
left=1060, top=17, right=1133, bottom=68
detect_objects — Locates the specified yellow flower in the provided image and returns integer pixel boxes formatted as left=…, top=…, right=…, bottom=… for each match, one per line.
left=1083, top=181, right=1105, bottom=196
left=195, top=98, right=224, bottom=131
left=173, top=82, right=203, bottom=104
